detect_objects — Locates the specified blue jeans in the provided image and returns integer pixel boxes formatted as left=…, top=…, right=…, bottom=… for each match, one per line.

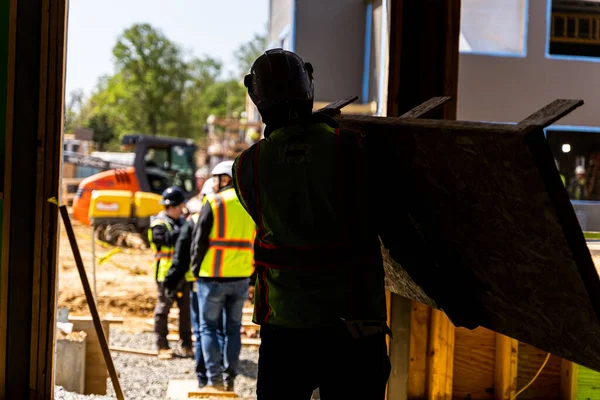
left=197, top=278, right=249, bottom=384
left=191, top=285, right=225, bottom=384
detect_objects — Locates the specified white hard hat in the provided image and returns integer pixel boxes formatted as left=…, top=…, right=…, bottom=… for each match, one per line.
left=201, top=177, right=215, bottom=196
left=211, top=160, right=234, bottom=178
left=195, top=166, right=209, bottom=179
left=576, top=166, right=586, bottom=175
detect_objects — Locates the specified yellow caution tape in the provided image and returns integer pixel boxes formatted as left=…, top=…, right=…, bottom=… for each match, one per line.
left=97, top=248, right=122, bottom=265
left=47, top=197, right=59, bottom=205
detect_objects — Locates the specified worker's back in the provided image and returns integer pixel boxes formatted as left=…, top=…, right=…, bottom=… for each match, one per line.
left=233, top=113, right=386, bottom=328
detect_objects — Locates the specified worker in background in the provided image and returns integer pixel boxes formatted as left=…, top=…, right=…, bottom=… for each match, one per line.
left=191, top=161, right=255, bottom=392
left=148, top=186, right=194, bottom=360
left=186, top=167, right=210, bottom=214
left=163, top=177, right=225, bottom=388
left=569, top=165, right=588, bottom=200
left=233, top=48, right=391, bottom=399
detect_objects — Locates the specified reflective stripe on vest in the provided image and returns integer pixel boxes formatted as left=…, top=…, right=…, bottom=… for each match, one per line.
left=148, top=216, right=195, bottom=282
left=198, top=188, right=255, bottom=278
left=148, top=218, right=175, bottom=282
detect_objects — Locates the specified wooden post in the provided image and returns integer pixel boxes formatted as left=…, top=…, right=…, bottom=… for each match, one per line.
left=426, top=310, right=455, bottom=400
left=560, top=359, right=578, bottom=400
left=495, top=334, right=519, bottom=400
left=1, top=1, right=67, bottom=398
left=407, top=301, right=430, bottom=399
left=386, top=295, right=412, bottom=400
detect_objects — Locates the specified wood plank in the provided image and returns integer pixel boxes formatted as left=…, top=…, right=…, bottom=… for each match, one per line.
left=399, top=97, right=451, bottom=120
left=408, top=301, right=429, bottom=399
left=517, top=99, right=584, bottom=128
left=167, top=334, right=261, bottom=347
left=560, top=359, right=578, bottom=400
left=517, top=343, right=561, bottom=400
left=69, top=315, right=124, bottom=324
left=110, top=346, right=158, bottom=357
left=71, top=319, right=111, bottom=395
left=451, top=327, right=495, bottom=400
left=166, top=379, right=239, bottom=399
left=495, top=334, right=519, bottom=400
left=386, top=294, right=412, bottom=400
left=426, top=309, right=454, bottom=400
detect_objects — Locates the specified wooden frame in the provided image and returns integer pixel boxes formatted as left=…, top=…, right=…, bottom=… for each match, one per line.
left=1, top=0, right=68, bottom=397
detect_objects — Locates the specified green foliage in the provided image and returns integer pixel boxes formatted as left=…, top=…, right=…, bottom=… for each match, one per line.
left=87, top=113, right=115, bottom=151
left=67, top=23, right=266, bottom=148
left=233, top=33, right=267, bottom=77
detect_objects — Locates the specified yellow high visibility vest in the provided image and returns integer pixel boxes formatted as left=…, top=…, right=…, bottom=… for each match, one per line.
left=148, top=217, right=194, bottom=282
left=199, top=188, right=255, bottom=278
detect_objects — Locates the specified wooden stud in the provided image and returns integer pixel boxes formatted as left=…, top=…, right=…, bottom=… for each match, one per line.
left=59, top=206, right=125, bottom=399
left=407, top=301, right=430, bottom=399
left=495, top=333, right=519, bottom=400
left=560, top=359, right=578, bottom=400
left=399, top=97, right=452, bottom=120
left=517, top=99, right=584, bottom=129
left=426, top=309, right=455, bottom=400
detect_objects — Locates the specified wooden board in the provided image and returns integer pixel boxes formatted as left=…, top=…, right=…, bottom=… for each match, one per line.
left=517, top=342, right=561, bottom=400
left=166, top=379, right=239, bottom=399
left=70, top=319, right=110, bottom=395
left=338, top=102, right=600, bottom=371
left=452, top=327, right=495, bottom=400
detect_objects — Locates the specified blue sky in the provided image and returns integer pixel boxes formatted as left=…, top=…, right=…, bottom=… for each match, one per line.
left=65, top=0, right=269, bottom=98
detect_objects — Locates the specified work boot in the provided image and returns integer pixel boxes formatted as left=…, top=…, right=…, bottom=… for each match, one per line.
left=181, top=346, right=194, bottom=359
left=197, top=377, right=208, bottom=389
left=206, top=380, right=226, bottom=392
left=223, top=377, right=235, bottom=392
left=157, top=348, right=173, bottom=360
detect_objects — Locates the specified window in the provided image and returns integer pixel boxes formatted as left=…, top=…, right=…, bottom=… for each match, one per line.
left=460, top=0, right=528, bottom=56
left=144, top=145, right=196, bottom=195
left=548, top=0, right=600, bottom=59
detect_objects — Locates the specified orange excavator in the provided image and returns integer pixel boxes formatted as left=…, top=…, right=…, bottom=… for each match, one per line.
left=70, top=134, right=197, bottom=245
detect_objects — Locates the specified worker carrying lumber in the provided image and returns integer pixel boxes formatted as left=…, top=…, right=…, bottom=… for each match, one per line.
left=148, top=186, right=195, bottom=360
left=163, top=177, right=226, bottom=388
left=233, top=48, right=391, bottom=399
left=189, top=161, right=256, bottom=391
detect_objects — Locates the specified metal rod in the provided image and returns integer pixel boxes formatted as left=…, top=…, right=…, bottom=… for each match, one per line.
left=91, top=224, right=97, bottom=301
left=58, top=206, right=125, bottom=400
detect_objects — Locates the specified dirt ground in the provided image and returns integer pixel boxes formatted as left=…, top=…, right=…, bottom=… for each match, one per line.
left=58, top=211, right=159, bottom=331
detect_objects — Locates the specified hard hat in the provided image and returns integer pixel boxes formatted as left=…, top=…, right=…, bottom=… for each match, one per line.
left=195, top=166, right=209, bottom=179
left=201, top=177, right=215, bottom=196
left=160, top=186, right=185, bottom=206
left=575, top=166, right=586, bottom=175
left=244, top=48, right=314, bottom=114
left=211, top=160, right=234, bottom=178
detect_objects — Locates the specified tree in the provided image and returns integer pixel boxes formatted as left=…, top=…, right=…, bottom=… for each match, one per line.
left=64, top=89, right=85, bottom=134
left=87, top=113, right=116, bottom=151
left=233, top=33, right=267, bottom=77
left=112, top=23, right=188, bottom=136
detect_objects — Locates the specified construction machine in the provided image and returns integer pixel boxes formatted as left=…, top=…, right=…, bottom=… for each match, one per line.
left=70, top=134, right=197, bottom=246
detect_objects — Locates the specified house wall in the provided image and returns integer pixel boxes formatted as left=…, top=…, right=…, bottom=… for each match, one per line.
left=294, top=0, right=366, bottom=103
left=268, top=0, right=294, bottom=48
left=458, top=0, right=600, bottom=126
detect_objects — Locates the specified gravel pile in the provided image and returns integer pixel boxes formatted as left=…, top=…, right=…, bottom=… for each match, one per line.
left=56, top=327, right=258, bottom=400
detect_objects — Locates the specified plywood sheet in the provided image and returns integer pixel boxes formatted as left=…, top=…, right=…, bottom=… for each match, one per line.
left=453, top=327, right=495, bottom=400
left=517, top=343, right=561, bottom=400
left=337, top=112, right=600, bottom=371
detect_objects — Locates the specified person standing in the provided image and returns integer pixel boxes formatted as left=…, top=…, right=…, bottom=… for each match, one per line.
left=233, top=49, right=391, bottom=399
left=163, top=177, right=225, bottom=388
left=569, top=165, right=588, bottom=200
left=191, top=161, right=255, bottom=391
left=148, top=186, right=194, bottom=360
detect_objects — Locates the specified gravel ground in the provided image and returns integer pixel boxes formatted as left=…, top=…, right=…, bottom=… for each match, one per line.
left=55, top=327, right=258, bottom=400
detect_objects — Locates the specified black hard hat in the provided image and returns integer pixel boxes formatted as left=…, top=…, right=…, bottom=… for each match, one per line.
left=160, top=186, right=185, bottom=206
left=244, top=49, right=314, bottom=113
